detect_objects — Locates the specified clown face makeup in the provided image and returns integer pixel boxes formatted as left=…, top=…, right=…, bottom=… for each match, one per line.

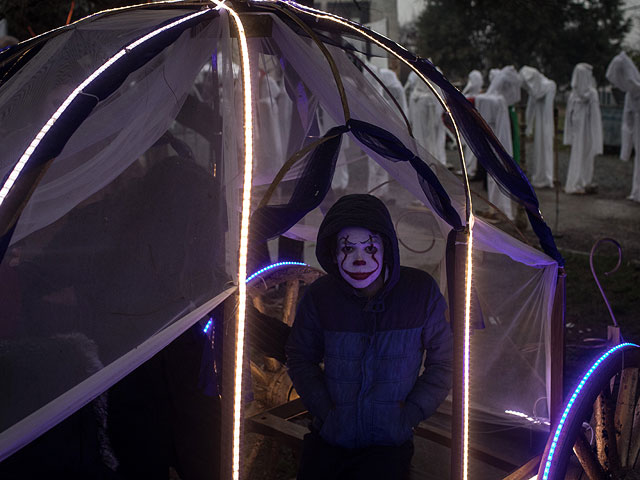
left=336, top=226, right=384, bottom=292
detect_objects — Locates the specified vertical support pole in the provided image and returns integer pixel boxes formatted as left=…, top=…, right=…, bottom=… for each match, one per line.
left=550, top=268, right=566, bottom=428
left=518, top=104, right=526, bottom=172
left=451, top=228, right=470, bottom=480
left=553, top=107, right=561, bottom=234
left=220, top=295, right=239, bottom=480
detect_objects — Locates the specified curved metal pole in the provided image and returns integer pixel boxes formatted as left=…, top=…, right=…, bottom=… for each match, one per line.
left=257, top=0, right=472, bottom=224
left=348, top=52, right=413, bottom=137
left=589, top=237, right=623, bottom=328
left=269, top=3, right=351, bottom=124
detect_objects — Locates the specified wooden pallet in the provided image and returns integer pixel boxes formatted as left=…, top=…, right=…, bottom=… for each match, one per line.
left=246, top=398, right=545, bottom=479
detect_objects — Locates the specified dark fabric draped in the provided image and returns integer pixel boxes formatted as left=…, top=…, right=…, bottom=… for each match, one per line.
left=347, top=118, right=462, bottom=230
left=248, top=119, right=463, bottom=271
left=262, top=2, right=564, bottom=266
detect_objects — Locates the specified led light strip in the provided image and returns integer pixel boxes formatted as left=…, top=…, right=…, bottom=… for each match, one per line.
left=211, top=3, right=253, bottom=480
left=206, top=261, right=308, bottom=334
left=255, top=0, right=473, bottom=219
left=245, top=261, right=308, bottom=284
left=203, top=317, right=213, bottom=334
left=257, top=3, right=475, bottom=476
left=0, top=7, right=216, bottom=208
left=504, top=409, right=550, bottom=426
left=541, top=342, right=638, bottom=480
left=462, top=218, right=473, bottom=480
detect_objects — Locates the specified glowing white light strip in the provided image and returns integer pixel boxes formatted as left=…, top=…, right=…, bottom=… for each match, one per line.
left=541, top=342, right=638, bottom=480
left=463, top=217, right=473, bottom=480
left=504, top=409, right=550, bottom=426
left=257, top=4, right=475, bottom=475
left=0, top=8, right=215, bottom=209
left=245, top=261, right=308, bottom=284
left=211, top=3, right=253, bottom=480
left=202, top=261, right=307, bottom=333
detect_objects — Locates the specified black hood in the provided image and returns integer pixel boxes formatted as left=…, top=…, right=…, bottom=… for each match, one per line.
left=316, top=194, right=400, bottom=293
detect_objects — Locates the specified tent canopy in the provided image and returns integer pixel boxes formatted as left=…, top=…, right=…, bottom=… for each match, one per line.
left=0, top=0, right=559, bottom=464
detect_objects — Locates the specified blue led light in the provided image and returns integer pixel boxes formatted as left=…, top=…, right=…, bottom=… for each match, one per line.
left=203, top=318, right=213, bottom=334
left=541, top=342, right=638, bottom=479
left=244, top=261, right=308, bottom=284
left=202, top=262, right=309, bottom=333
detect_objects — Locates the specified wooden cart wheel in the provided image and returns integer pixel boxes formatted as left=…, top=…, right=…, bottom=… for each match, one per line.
left=537, top=343, right=640, bottom=480
left=246, top=262, right=325, bottom=408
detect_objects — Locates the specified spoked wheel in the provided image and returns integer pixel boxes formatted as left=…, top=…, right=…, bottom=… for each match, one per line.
left=246, top=262, right=325, bottom=407
left=538, top=343, right=640, bottom=479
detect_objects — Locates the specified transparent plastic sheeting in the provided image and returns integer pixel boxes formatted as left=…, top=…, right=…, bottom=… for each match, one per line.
left=0, top=6, right=557, bottom=463
left=0, top=10, right=241, bottom=457
left=250, top=14, right=558, bottom=426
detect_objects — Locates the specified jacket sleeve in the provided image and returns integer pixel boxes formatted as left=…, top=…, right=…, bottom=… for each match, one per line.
left=404, top=285, right=453, bottom=427
left=285, top=290, right=333, bottom=421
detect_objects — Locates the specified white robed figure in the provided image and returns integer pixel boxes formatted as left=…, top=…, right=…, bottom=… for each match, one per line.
left=520, top=66, right=556, bottom=189
left=404, top=70, right=419, bottom=106
left=366, top=68, right=407, bottom=197
left=462, top=69, right=484, bottom=96
left=481, top=65, right=523, bottom=220
left=563, top=63, right=603, bottom=194
left=461, top=69, right=484, bottom=177
left=254, top=70, right=285, bottom=185
left=606, top=51, right=640, bottom=202
left=408, top=77, right=447, bottom=167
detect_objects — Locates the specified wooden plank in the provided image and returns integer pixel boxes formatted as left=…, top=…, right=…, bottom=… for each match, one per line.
left=615, top=367, right=638, bottom=467
left=573, top=431, right=606, bottom=480
left=246, top=411, right=307, bottom=452
left=266, top=397, right=307, bottom=420
left=550, top=270, right=566, bottom=427
left=414, top=423, right=519, bottom=472
left=259, top=398, right=534, bottom=473
left=595, top=388, right=620, bottom=473
left=627, top=387, right=640, bottom=468
left=501, top=455, right=541, bottom=480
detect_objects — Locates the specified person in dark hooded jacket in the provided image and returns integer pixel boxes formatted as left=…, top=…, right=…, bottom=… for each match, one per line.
left=286, top=194, right=453, bottom=480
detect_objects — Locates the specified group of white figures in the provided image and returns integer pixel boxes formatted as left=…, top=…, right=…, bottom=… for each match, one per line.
left=254, top=51, right=640, bottom=222
left=446, top=54, right=640, bottom=220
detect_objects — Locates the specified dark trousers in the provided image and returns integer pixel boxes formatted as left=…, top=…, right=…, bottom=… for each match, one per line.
left=298, top=430, right=414, bottom=480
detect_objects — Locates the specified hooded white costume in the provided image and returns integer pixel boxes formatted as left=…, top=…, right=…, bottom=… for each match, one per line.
left=563, top=63, right=603, bottom=194
left=606, top=51, right=640, bottom=202
left=520, top=66, right=556, bottom=189
left=404, top=70, right=419, bottom=105
left=379, top=67, right=408, bottom=115
left=479, top=65, right=523, bottom=220
left=255, top=71, right=285, bottom=184
left=461, top=70, right=484, bottom=176
left=462, top=69, right=484, bottom=96
left=488, top=68, right=501, bottom=85
left=408, top=78, right=447, bottom=167
left=364, top=68, right=408, bottom=197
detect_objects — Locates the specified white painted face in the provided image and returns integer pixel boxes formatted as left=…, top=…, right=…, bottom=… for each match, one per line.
left=336, top=226, right=384, bottom=290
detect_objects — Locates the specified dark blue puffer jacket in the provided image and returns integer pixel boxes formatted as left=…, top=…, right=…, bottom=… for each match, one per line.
left=286, top=194, right=453, bottom=448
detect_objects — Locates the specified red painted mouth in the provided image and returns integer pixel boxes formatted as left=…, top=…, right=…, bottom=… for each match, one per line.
left=344, top=270, right=376, bottom=281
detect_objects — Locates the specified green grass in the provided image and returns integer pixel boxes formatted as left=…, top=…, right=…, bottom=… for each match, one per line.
left=562, top=249, right=640, bottom=391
